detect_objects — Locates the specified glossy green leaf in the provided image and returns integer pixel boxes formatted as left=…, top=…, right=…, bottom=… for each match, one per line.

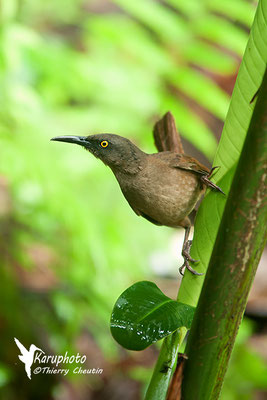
left=110, top=281, right=195, bottom=350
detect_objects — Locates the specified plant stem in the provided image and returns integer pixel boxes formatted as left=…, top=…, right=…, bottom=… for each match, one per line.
left=145, top=327, right=187, bottom=400
left=181, top=67, right=267, bottom=400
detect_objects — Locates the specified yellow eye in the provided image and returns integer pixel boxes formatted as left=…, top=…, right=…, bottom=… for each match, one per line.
left=100, top=140, right=109, bottom=148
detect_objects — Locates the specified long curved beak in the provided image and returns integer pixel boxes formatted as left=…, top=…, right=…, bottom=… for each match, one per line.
left=51, top=135, right=88, bottom=146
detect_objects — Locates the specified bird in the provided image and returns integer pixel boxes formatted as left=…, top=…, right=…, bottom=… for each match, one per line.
left=51, top=129, right=224, bottom=275
left=14, top=338, right=44, bottom=379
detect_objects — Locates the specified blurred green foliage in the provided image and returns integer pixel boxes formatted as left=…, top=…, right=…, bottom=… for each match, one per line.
left=0, top=0, right=265, bottom=399
left=222, top=319, right=267, bottom=400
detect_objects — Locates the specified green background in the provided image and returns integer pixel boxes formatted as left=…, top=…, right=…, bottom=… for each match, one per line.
left=0, top=1, right=266, bottom=399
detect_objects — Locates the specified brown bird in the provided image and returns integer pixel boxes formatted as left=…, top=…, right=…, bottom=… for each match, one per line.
left=51, top=125, right=223, bottom=275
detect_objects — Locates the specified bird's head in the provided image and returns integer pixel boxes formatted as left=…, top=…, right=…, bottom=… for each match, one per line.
left=51, top=134, right=145, bottom=174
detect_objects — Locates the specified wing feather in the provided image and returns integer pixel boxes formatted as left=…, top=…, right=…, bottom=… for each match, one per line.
left=170, top=154, right=210, bottom=175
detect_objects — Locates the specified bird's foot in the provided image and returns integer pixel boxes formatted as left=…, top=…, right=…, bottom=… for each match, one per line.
left=179, top=240, right=204, bottom=276
left=182, top=240, right=198, bottom=263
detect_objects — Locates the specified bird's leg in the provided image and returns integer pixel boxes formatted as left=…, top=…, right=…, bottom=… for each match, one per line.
left=179, top=226, right=204, bottom=276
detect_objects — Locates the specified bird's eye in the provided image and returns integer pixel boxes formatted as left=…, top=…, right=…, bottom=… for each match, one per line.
left=100, top=140, right=109, bottom=148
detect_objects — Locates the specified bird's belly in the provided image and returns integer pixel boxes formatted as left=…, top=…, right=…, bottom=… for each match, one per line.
left=119, top=169, right=203, bottom=227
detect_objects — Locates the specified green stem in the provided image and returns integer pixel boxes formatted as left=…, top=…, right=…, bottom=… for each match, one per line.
left=181, top=67, right=267, bottom=400
left=145, top=327, right=187, bottom=400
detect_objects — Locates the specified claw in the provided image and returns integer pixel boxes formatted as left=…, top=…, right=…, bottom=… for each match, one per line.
left=179, top=226, right=204, bottom=276
left=179, top=264, right=185, bottom=276
left=180, top=235, right=204, bottom=276
left=180, top=258, right=204, bottom=276
left=181, top=239, right=199, bottom=263
left=182, top=251, right=199, bottom=264
left=189, top=257, right=200, bottom=264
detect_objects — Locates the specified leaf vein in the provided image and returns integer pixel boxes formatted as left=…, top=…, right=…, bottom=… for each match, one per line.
left=135, top=299, right=175, bottom=323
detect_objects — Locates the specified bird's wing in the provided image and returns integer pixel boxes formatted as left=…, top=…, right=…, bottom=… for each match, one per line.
left=14, top=338, right=28, bottom=356
left=169, top=154, right=210, bottom=175
left=170, top=154, right=225, bottom=194
left=137, top=210, right=162, bottom=226
left=124, top=198, right=163, bottom=226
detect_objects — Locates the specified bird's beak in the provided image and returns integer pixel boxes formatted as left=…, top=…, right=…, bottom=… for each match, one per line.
left=51, top=135, right=89, bottom=147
